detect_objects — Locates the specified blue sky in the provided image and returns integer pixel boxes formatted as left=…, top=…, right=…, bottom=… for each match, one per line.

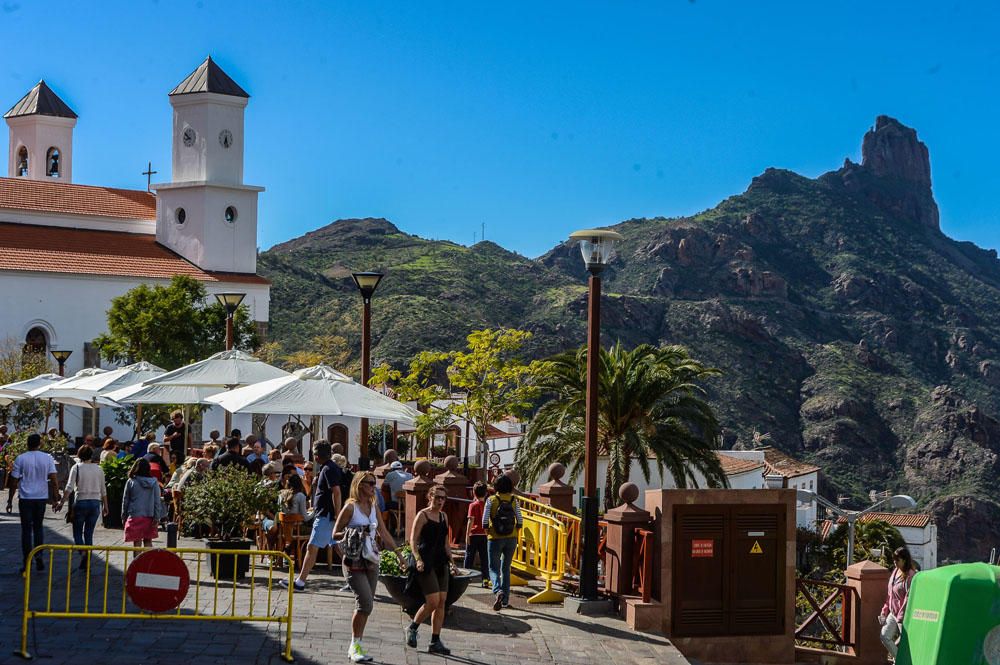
left=1, top=1, right=997, bottom=257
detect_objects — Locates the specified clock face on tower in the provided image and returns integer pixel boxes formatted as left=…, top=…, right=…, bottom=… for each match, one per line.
left=182, top=128, right=196, bottom=147
left=219, top=129, right=233, bottom=149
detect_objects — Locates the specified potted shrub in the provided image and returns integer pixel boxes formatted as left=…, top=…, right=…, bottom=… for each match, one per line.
left=100, top=454, right=135, bottom=529
left=181, top=465, right=277, bottom=579
left=377, top=545, right=480, bottom=616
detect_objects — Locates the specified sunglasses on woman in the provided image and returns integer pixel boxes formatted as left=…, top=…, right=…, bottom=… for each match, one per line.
left=362, top=480, right=377, bottom=486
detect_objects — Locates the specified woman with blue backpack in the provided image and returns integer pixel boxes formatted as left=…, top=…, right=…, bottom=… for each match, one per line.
left=482, top=473, right=523, bottom=611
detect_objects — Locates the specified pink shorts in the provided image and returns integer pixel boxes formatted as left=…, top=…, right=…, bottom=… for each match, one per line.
left=124, top=516, right=158, bottom=542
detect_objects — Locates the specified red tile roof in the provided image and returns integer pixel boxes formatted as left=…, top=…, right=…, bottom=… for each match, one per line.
left=836, top=512, right=932, bottom=529
left=715, top=452, right=765, bottom=476
left=0, top=223, right=268, bottom=284
left=0, top=177, right=156, bottom=220
left=759, top=446, right=820, bottom=479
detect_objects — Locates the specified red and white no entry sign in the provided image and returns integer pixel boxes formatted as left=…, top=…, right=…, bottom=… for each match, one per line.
left=125, top=549, right=191, bottom=613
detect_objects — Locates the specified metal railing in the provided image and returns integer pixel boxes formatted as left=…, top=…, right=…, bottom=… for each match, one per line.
left=794, top=577, right=857, bottom=652
left=634, top=528, right=655, bottom=603
left=16, top=544, right=296, bottom=662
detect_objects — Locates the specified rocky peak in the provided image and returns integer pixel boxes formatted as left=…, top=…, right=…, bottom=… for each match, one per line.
left=834, top=116, right=940, bottom=231
left=861, top=115, right=932, bottom=187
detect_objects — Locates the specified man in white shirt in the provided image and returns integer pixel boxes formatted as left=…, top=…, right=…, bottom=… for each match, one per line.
left=6, top=434, right=61, bottom=574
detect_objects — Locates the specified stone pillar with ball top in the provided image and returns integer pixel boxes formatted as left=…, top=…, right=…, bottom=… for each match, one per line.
left=435, top=456, right=469, bottom=548
left=604, top=483, right=662, bottom=631
left=404, top=460, right=435, bottom=532
left=537, top=463, right=576, bottom=514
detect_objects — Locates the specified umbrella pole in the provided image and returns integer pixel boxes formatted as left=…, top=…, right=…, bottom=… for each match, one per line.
left=134, top=404, right=144, bottom=442
left=91, top=399, right=98, bottom=438
left=183, top=405, right=189, bottom=458
left=43, top=399, right=52, bottom=433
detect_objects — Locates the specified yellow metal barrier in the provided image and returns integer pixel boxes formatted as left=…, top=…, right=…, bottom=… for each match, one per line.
left=16, top=544, right=295, bottom=662
left=512, top=511, right=568, bottom=603
left=518, top=495, right=582, bottom=576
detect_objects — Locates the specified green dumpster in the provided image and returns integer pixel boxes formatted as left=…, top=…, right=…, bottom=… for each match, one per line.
left=896, top=562, right=1000, bottom=665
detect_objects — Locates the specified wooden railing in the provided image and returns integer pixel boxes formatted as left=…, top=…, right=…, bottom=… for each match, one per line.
left=794, top=577, right=857, bottom=651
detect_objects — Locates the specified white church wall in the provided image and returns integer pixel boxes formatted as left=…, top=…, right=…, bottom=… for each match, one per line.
left=0, top=270, right=270, bottom=440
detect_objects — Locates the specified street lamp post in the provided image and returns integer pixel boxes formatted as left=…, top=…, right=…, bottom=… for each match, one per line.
left=352, top=271, right=384, bottom=471
left=797, top=489, right=917, bottom=565
left=214, top=292, right=246, bottom=436
left=569, top=228, right=623, bottom=601
left=50, top=349, right=72, bottom=435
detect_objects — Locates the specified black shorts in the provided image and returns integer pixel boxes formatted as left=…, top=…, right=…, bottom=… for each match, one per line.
left=417, top=565, right=449, bottom=596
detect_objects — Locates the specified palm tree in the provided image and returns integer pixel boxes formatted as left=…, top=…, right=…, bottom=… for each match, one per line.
left=516, top=342, right=727, bottom=510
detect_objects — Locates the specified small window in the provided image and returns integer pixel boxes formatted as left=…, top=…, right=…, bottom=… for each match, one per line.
left=224, top=206, right=237, bottom=224
left=16, top=146, right=28, bottom=176
left=175, top=208, right=187, bottom=225
left=46, top=147, right=60, bottom=177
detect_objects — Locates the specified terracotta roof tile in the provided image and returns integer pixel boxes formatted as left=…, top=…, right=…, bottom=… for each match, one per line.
left=0, top=223, right=268, bottom=284
left=759, top=446, right=820, bottom=479
left=715, top=452, right=765, bottom=476
left=0, top=177, right=155, bottom=220
left=836, top=512, right=932, bottom=529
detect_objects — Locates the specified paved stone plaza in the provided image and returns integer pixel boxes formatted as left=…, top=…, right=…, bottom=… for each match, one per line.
left=0, top=510, right=689, bottom=665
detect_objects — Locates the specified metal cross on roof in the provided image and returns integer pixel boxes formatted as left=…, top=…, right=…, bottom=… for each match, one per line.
left=142, top=162, right=157, bottom=192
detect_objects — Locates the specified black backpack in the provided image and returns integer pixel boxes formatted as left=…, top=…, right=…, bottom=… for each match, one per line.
left=493, top=497, right=517, bottom=536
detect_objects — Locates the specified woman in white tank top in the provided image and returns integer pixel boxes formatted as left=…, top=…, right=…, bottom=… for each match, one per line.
left=333, top=471, right=403, bottom=663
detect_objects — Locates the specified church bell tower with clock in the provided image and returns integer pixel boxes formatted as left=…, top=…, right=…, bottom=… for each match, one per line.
left=154, top=56, right=263, bottom=274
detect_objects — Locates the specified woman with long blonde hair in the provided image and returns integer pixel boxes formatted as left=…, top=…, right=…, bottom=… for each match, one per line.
left=332, top=471, right=403, bottom=662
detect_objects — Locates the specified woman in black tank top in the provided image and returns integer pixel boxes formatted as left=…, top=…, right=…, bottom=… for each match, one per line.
left=406, top=484, right=457, bottom=655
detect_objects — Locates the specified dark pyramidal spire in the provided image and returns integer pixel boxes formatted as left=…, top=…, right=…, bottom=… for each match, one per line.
left=169, top=56, right=249, bottom=98
left=3, top=80, right=77, bottom=119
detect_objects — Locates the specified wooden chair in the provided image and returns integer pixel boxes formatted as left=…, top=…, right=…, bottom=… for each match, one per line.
left=171, top=489, right=184, bottom=534
left=277, top=513, right=309, bottom=570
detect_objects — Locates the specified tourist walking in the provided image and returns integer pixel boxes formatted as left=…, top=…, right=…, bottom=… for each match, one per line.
left=482, top=473, right=522, bottom=610
left=406, top=484, right=457, bottom=655
left=464, top=481, right=489, bottom=585
left=121, top=458, right=165, bottom=548
left=280, top=441, right=341, bottom=591
left=6, top=433, right=61, bottom=574
left=334, top=471, right=403, bottom=662
left=56, top=444, right=109, bottom=568
left=879, top=546, right=916, bottom=657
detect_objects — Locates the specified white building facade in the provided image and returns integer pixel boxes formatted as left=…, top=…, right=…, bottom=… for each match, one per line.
left=0, top=58, right=270, bottom=441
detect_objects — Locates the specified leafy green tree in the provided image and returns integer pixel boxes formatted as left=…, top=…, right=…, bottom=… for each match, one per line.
left=822, top=519, right=907, bottom=572
left=94, top=276, right=258, bottom=370
left=516, top=342, right=726, bottom=510
left=371, top=329, right=544, bottom=464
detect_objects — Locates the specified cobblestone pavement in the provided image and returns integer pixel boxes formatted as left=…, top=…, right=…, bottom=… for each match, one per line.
left=0, top=509, right=689, bottom=665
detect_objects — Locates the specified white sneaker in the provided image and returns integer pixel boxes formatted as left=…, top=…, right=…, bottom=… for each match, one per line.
left=349, top=642, right=372, bottom=663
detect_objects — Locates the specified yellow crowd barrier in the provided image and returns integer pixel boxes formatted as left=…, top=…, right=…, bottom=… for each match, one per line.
left=512, top=511, right=568, bottom=603
left=518, top=495, right=582, bottom=576
left=16, top=544, right=295, bottom=662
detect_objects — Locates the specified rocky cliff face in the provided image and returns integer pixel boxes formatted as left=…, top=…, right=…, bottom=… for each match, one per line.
left=261, top=116, right=1000, bottom=562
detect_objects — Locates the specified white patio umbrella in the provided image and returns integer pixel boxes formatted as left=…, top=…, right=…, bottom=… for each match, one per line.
left=28, top=368, right=109, bottom=436
left=204, top=364, right=420, bottom=422
left=144, top=350, right=290, bottom=388
left=0, top=373, right=63, bottom=400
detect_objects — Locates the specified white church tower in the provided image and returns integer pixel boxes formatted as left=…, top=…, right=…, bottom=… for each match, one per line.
left=4, top=80, right=77, bottom=182
left=154, top=56, right=263, bottom=274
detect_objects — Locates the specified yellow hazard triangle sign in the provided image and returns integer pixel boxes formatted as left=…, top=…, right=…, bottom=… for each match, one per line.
left=749, top=541, right=763, bottom=554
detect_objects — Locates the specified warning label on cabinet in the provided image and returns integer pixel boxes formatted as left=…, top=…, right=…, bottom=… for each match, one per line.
left=691, top=539, right=714, bottom=558
left=749, top=541, right=764, bottom=555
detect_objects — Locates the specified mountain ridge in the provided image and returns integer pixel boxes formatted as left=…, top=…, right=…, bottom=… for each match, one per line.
left=260, top=116, right=1000, bottom=562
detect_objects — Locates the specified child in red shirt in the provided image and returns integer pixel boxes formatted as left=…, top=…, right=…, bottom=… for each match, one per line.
left=464, top=482, right=489, bottom=585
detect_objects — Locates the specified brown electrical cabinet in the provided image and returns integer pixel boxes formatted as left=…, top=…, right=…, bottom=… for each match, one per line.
left=672, top=504, right=785, bottom=637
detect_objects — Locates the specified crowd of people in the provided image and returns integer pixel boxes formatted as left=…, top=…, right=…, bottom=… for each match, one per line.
left=3, top=418, right=527, bottom=661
